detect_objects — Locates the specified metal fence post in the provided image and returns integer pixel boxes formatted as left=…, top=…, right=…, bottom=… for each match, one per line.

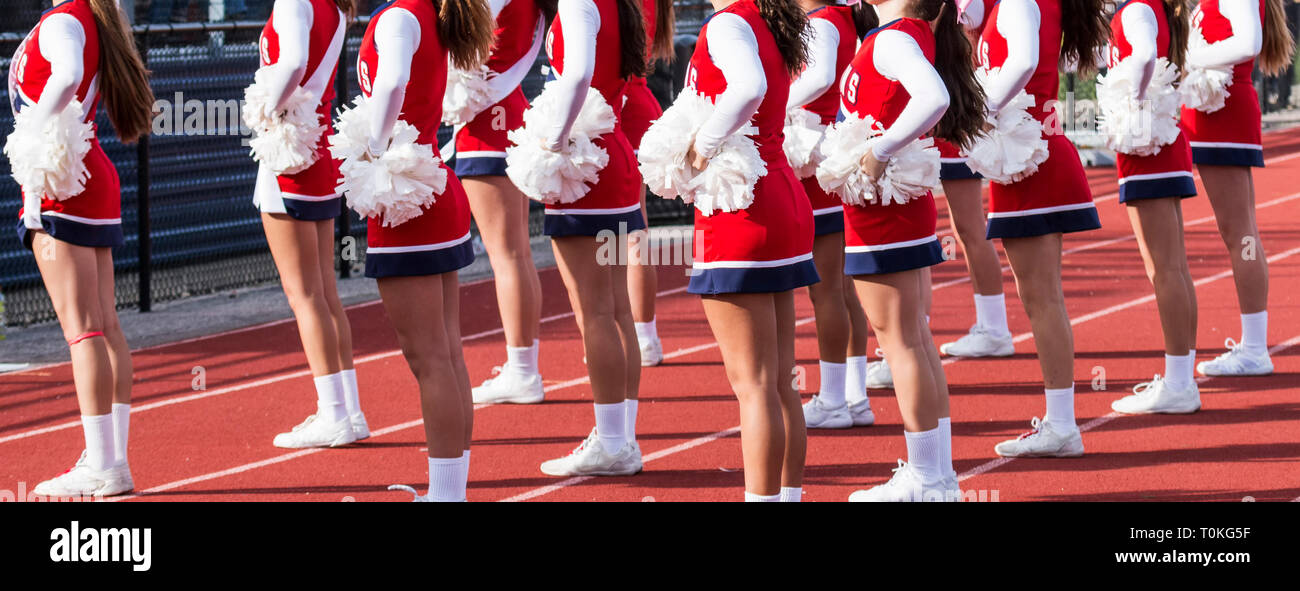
left=136, top=30, right=153, bottom=313
left=335, top=25, right=351, bottom=280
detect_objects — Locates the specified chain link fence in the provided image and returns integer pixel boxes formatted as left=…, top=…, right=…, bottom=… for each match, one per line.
left=1, top=1, right=711, bottom=327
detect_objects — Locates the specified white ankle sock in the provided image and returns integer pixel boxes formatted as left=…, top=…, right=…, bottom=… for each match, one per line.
left=461, top=450, right=471, bottom=501
left=744, top=492, right=780, bottom=502
left=340, top=369, right=361, bottom=416
left=635, top=320, right=658, bottom=343
left=81, top=414, right=114, bottom=471
left=1164, top=351, right=1195, bottom=391
left=314, top=373, right=348, bottom=423
left=427, top=456, right=463, bottom=502
left=111, top=403, right=130, bottom=467
left=817, top=361, right=847, bottom=407
left=779, top=487, right=802, bottom=502
left=845, top=356, right=869, bottom=405
left=937, top=417, right=953, bottom=477
left=625, top=399, right=639, bottom=444
left=1044, top=386, right=1076, bottom=431
left=594, top=402, right=627, bottom=451
left=904, top=427, right=942, bottom=482
left=973, top=293, right=1010, bottom=336
left=507, top=342, right=540, bottom=375
left=1241, top=312, right=1268, bottom=355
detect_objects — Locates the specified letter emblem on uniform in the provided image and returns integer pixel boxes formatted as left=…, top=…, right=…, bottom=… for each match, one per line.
left=844, top=72, right=861, bottom=105
left=260, top=35, right=271, bottom=66
left=359, top=60, right=372, bottom=95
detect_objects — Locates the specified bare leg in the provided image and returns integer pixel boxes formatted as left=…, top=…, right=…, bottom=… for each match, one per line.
left=464, top=176, right=543, bottom=347
left=855, top=270, right=942, bottom=432
left=628, top=195, right=657, bottom=324
left=33, top=234, right=114, bottom=416
left=1198, top=164, right=1267, bottom=314
left=262, top=213, right=341, bottom=377
left=942, top=178, right=1004, bottom=296
left=774, top=290, right=806, bottom=488
left=1002, top=233, right=1073, bottom=389
left=551, top=236, right=628, bottom=404
left=1127, top=198, right=1197, bottom=356
left=315, top=218, right=355, bottom=372
left=94, top=248, right=132, bottom=405
left=702, top=293, right=784, bottom=496
left=808, top=232, right=850, bottom=364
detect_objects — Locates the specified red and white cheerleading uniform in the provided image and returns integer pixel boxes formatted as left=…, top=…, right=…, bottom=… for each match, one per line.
left=979, top=0, right=1100, bottom=239
left=1110, top=0, right=1196, bottom=202
left=936, top=0, right=993, bottom=180
left=253, top=0, right=346, bottom=221
left=839, top=17, right=948, bottom=275
left=10, top=0, right=121, bottom=249
left=685, top=0, right=817, bottom=294
left=358, top=0, right=474, bottom=277
left=1181, top=0, right=1266, bottom=167
left=620, top=0, right=664, bottom=152
left=542, top=0, right=645, bottom=236
left=451, top=0, right=544, bottom=177
left=788, top=4, right=856, bottom=236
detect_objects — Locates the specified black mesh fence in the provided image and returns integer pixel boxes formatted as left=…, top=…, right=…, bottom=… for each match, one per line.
left=0, top=1, right=710, bottom=327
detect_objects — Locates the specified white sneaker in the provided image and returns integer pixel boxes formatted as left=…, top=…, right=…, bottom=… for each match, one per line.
left=540, top=428, right=640, bottom=476
left=865, top=349, right=893, bottom=389
left=1111, top=375, right=1201, bottom=414
left=639, top=335, right=664, bottom=367
left=993, top=417, right=1084, bottom=458
left=273, top=414, right=357, bottom=449
left=387, top=484, right=464, bottom=502
left=940, top=325, right=1015, bottom=357
left=351, top=412, right=371, bottom=441
left=848, top=460, right=956, bottom=502
left=803, top=395, right=853, bottom=429
left=628, top=440, right=644, bottom=474
left=472, top=366, right=545, bottom=404
left=848, top=398, right=876, bottom=426
left=32, top=452, right=133, bottom=498
left=1197, top=338, right=1273, bottom=377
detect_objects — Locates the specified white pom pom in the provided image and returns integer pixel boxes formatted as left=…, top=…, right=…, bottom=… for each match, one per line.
left=4, top=99, right=95, bottom=201
left=442, top=62, right=498, bottom=127
left=243, top=68, right=327, bottom=175
left=783, top=108, right=826, bottom=179
left=1180, top=31, right=1233, bottom=114
left=328, top=95, right=448, bottom=228
left=966, top=69, right=1049, bottom=184
left=1096, top=57, right=1183, bottom=156
left=505, top=81, right=616, bottom=204
left=636, top=90, right=766, bottom=215
left=815, top=113, right=939, bottom=207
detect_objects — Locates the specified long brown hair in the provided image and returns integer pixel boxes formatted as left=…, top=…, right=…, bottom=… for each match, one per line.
left=333, top=0, right=356, bottom=18
left=650, top=0, right=676, bottom=62
left=851, top=1, right=879, bottom=38
left=1162, top=0, right=1189, bottom=70
left=914, top=0, right=984, bottom=148
left=87, top=0, right=154, bottom=144
left=616, top=0, right=649, bottom=77
left=1259, top=0, right=1296, bottom=75
left=436, top=0, right=495, bottom=70
left=1060, top=0, right=1111, bottom=75
left=755, top=0, right=809, bottom=75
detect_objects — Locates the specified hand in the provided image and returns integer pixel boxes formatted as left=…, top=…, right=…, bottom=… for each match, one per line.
left=859, top=149, right=886, bottom=182
left=686, top=144, right=708, bottom=171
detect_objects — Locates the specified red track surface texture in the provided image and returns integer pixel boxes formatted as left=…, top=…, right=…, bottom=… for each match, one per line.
left=3, top=130, right=1299, bottom=502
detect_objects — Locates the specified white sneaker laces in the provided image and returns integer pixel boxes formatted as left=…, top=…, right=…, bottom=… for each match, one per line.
left=1131, top=375, right=1163, bottom=397
left=1016, top=417, right=1045, bottom=441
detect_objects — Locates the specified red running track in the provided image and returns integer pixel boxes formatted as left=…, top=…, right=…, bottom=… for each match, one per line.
left=2, top=130, right=1299, bottom=502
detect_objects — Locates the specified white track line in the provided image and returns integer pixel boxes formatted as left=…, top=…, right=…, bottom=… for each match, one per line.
left=87, top=196, right=1300, bottom=501
left=0, top=286, right=687, bottom=446
left=958, top=333, right=1300, bottom=485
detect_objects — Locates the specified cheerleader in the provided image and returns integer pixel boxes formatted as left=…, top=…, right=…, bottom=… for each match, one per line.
left=533, top=0, right=648, bottom=477
left=933, top=0, right=1015, bottom=358
left=622, top=0, right=675, bottom=367
left=1181, top=0, right=1293, bottom=377
left=981, top=0, right=1109, bottom=459
left=457, top=0, right=549, bottom=406
left=247, top=0, right=371, bottom=449
left=679, top=0, right=817, bottom=502
left=8, top=0, right=153, bottom=497
left=1105, top=0, right=1202, bottom=414
left=837, top=0, right=986, bottom=501
left=792, top=0, right=878, bottom=430
left=351, top=0, right=493, bottom=501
